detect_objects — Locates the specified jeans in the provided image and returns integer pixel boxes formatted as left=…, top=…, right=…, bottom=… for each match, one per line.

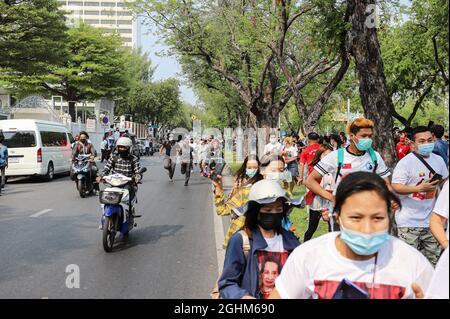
left=0, top=166, right=5, bottom=193
left=181, top=161, right=192, bottom=184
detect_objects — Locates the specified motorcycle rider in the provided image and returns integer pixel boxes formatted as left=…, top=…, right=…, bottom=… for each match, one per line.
left=97, top=136, right=141, bottom=216
left=72, top=131, right=100, bottom=194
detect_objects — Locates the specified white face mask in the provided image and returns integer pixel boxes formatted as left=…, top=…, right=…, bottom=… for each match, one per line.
left=265, top=171, right=284, bottom=181
left=270, top=137, right=277, bottom=144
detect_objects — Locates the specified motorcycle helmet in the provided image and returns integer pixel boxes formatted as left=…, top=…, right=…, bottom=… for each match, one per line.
left=248, top=180, right=289, bottom=205
left=116, top=136, right=133, bottom=157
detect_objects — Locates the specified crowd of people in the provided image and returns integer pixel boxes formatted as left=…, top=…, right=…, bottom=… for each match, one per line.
left=213, top=118, right=449, bottom=299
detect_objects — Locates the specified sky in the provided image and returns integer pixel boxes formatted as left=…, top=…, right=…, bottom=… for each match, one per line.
left=139, top=21, right=198, bottom=106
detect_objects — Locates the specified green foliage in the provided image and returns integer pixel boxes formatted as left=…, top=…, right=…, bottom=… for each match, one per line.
left=4, top=23, right=129, bottom=103
left=116, top=78, right=186, bottom=129
left=380, top=0, right=449, bottom=126
left=0, top=0, right=68, bottom=76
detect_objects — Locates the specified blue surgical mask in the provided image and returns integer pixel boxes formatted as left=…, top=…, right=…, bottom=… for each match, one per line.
left=339, top=220, right=390, bottom=256
left=246, top=168, right=257, bottom=178
left=417, top=143, right=435, bottom=157
left=355, top=138, right=373, bottom=151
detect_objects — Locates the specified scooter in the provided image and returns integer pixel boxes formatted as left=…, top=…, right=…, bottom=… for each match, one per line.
left=72, top=154, right=95, bottom=198
left=99, top=167, right=147, bottom=252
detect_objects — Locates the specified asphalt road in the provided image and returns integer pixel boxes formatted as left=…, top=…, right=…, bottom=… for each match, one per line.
left=0, top=156, right=218, bottom=298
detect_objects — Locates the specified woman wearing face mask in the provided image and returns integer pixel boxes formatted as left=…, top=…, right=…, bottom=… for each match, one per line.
left=218, top=180, right=301, bottom=299
left=212, top=155, right=263, bottom=248
left=304, top=143, right=339, bottom=242
left=259, top=154, right=302, bottom=233
left=271, top=172, right=434, bottom=299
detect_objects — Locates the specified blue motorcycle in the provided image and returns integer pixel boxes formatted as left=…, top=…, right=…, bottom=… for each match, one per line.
left=99, top=167, right=146, bottom=252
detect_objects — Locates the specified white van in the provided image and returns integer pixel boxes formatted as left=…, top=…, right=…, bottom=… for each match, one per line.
left=0, top=119, right=75, bottom=181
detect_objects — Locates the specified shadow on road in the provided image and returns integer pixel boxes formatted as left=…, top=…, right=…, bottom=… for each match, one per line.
left=6, top=174, right=69, bottom=184
left=109, top=224, right=184, bottom=252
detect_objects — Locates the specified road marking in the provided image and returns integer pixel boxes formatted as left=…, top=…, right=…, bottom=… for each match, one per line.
left=30, top=209, right=53, bottom=218
left=212, top=185, right=225, bottom=275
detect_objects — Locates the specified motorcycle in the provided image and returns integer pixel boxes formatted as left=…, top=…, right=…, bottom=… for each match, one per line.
left=99, top=167, right=147, bottom=252
left=72, top=154, right=95, bottom=198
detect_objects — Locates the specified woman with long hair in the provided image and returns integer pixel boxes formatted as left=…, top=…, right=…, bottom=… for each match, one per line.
left=272, top=172, right=434, bottom=299
left=213, top=155, right=264, bottom=248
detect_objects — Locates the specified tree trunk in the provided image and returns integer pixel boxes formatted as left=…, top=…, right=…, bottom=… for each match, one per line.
left=68, top=101, right=76, bottom=123
left=347, top=0, right=397, bottom=168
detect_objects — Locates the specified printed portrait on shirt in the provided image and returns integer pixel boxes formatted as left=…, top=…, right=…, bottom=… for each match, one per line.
left=257, top=251, right=289, bottom=299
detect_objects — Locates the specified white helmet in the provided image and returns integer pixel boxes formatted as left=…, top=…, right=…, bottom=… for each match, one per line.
left=248, top=180, right=289, bottom=205
left=116, top=137, right=133, bottom=148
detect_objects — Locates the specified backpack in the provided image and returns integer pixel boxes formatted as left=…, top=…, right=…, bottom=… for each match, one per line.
left=211, top=230, right=250, bottom=299
left=335, top=147, right=378, bottom=182
left=76, top=142, right=92, bottom=154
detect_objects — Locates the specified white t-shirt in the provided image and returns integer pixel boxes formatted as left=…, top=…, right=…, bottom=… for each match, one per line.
left=314, top=147, right=391, bottom=192
left=392, top=153, right=449, bottom=228
left=275, top=232, right=434, bottom=299
left=264, top=142, right=283, bottom=156
left=426, top=247, right=449, bottom=299
left=283, top=145, right=298, bottom=160
left=433, top=180, right=449, bottom=239
left=264, top=234, right=284, bottom=252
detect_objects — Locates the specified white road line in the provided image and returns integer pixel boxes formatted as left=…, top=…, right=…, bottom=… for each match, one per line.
left=212, top=184, right=226, bottom=275
left=30, top=209, right=53, bottom=218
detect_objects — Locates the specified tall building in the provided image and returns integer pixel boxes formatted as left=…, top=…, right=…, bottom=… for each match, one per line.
left=57, top=0, right=140, bottom=48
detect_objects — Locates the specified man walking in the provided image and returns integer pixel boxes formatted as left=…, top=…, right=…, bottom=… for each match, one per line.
left=392, top=126, right=449, bottom=266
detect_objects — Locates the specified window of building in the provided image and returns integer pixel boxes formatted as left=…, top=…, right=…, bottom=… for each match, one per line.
left=101, top=2, right=116, bottom=7
left=117, top=11, right=132, bottom=16
left=84, top=10, right=100, bottom=15
left=68, top=1, right=83, bottom=5
left=121, top=37, right=132, bottom=43
left=85, top=1, right=100, bottom=6
left=101, top=10, right=116, bottom=16
left=117, top=20, right=132, bottom=25
left=84, top=19, right=100, bottom=24
left=117, top=28, right=132, bottom=34
left=101, top=19, right=116, bottom=24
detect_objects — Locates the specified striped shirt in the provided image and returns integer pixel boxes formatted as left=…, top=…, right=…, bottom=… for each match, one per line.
left=102, top=153, right=140, bottom=177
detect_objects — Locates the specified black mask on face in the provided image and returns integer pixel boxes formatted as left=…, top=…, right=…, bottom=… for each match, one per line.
left=257, top=212, right=283, bottom=231
left=80, top=139, right=87, bottom=144
left=118, top=148, right=128, bottom=157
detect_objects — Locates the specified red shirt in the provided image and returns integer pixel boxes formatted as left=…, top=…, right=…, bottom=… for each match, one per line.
left=396, top=142, right=410, bottom=160
left=300, top=143, right=320, bottom=173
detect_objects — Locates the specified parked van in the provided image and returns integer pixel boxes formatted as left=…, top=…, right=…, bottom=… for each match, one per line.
left=0, top=119, right=74, bottom=181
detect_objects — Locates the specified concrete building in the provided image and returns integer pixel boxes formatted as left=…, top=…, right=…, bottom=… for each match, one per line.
left=57, top=0, right=141, bottom=48
left=0, top=89, right=12, bottom=120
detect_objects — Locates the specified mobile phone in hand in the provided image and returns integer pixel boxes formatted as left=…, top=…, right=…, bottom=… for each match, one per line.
left=332, top=278, right=369, bottom=299
left=429, top=173, right=443, bottom=183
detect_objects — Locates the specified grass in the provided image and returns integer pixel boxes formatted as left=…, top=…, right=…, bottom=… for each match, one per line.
left=226, top=163, right=328, bottom=241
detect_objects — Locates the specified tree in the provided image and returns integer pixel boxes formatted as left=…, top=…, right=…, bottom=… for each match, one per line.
left=346, top=0, right=398, bottom=167
left=380, top=0, right=449, bottom=128
left=0, top=0, right=67, bottom=76
left=131, top=0, right=345, bottom=129
left=122, top=78, right=185, bottom=131
left=27, top=23, right=129, bottom=121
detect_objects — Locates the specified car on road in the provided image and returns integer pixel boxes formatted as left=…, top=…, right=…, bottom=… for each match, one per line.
left=0, top=119, right=74, bottom=181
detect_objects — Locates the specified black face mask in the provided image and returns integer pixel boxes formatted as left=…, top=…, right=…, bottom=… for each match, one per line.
left=257, top=212, right=283, bottom=231
left=80, top=139, right=87, bottom=144
left=118, top=149, right=128, bottom=157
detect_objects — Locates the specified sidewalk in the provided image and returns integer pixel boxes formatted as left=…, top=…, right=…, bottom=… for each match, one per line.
left=211, top=164, right=234, bottom=274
